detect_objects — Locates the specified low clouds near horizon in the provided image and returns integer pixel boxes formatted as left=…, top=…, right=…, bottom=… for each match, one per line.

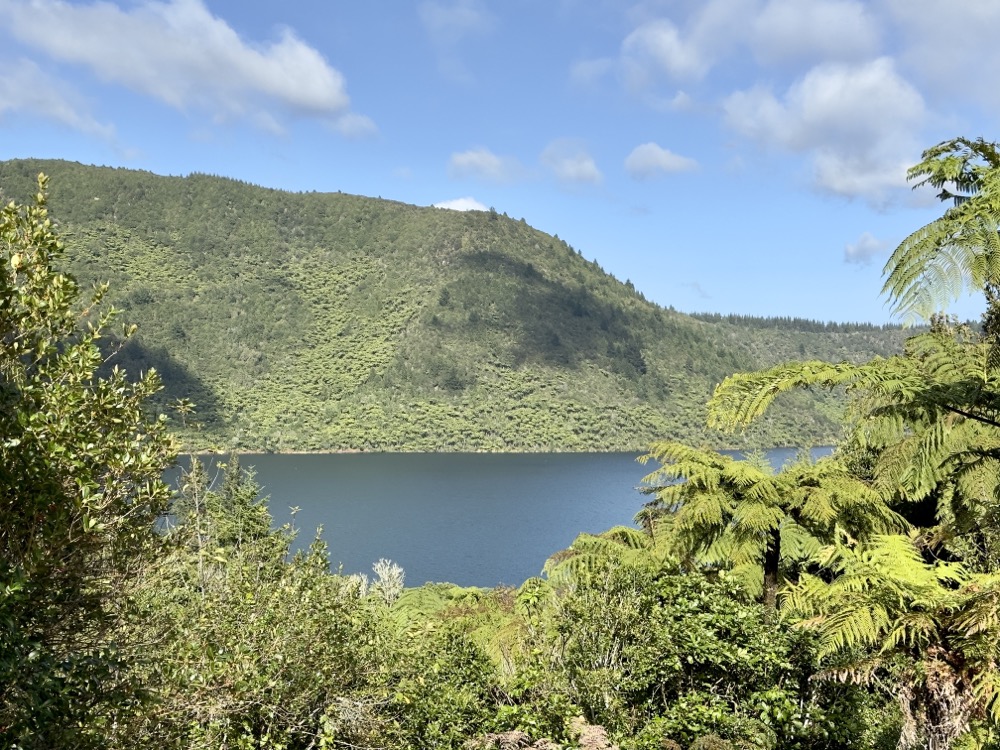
left=434, top=196, right=488, bottom=211
left=448, top=147, right=525, bottom=183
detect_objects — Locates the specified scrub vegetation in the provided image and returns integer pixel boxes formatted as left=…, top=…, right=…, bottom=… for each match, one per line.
left=6, top=137, right=1000, bottom=749
left=0, top=158, right=912, bottom=453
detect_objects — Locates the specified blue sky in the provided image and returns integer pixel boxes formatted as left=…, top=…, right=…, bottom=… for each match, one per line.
left=0, top=0, right=993, bottom=324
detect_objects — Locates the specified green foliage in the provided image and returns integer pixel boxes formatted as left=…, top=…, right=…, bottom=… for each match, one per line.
left=0, top=159, right=912, bottom=452
left=543, top=525, right=671, bottom=585
left=543, top=562, right=871, bottom=749
left=781, top=533, right=1000, bottom=750
left=384, top=622, right=502, bottom=750
left=4, top=158, right=980, bottom=749
left=637, top=444, right=901, bottom=607
left=703, top=137, right=1000, bottom=749
left=708, top=317, right=1000, bottom=570
left=883, top=137, right=1000, bottom=320
left=121, top=459, right=391, bottom=749
left=0, top=176, right=175, bottom=746
left=172, top=454, right=273, bottom=551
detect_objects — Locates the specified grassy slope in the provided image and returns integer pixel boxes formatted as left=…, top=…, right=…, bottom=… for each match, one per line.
left=0, top=159, right=911, bottom=452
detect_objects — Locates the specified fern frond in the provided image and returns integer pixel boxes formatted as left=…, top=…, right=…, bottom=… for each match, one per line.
left=779, top=520, right=823, bottom=562
left=542, top=526, right=670, bottom=586
left=708, top=360, right=860, bottom=430
left=884, top=138, right=1000, bottom=319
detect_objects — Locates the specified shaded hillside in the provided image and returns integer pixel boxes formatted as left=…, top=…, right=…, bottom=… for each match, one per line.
left=0, top=159, right=910, bottom=451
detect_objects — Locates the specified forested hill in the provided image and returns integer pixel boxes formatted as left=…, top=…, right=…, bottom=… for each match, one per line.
left=0, top=159, right=912, bottom=452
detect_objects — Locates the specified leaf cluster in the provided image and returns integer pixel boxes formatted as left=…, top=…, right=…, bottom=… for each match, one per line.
left=0, top=176, right=175, bottom=746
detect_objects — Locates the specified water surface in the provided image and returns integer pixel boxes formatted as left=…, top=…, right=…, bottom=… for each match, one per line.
left=175, top=447, right=825, bottom=588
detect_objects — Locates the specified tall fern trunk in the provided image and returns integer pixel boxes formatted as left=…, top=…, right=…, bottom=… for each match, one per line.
left=902, top=660, right=976, bottom=750
left=763, top=528, right=780, bottom=611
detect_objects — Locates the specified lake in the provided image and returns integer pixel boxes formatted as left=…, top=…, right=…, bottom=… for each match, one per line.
left=173, top=448, right=828, bottom=588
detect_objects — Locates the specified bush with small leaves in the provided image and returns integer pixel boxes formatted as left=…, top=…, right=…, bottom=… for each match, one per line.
left=118, top=459, right=393, bottom=749
left=0, top=176, right=175, bottom=746
left=548, top=561, right=871, bottom=749
left=372, top=557, right=406, bottom=606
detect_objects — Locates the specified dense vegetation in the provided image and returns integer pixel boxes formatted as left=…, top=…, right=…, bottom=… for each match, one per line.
left=0, top=159, right=912, bottom=452
left=10, top=136, right=1000, bottom=749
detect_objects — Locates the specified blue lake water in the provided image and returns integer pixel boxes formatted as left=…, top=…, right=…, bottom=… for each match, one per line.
left=173, top=447, right=829, bottom=588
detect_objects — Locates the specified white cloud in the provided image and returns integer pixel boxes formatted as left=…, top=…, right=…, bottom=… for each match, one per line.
left=333, top=113, right=379, bottom=139
left=751, top=0, right=880, bottom=65
left=621, top=18, right=709, bottom=86
left=625, top=142, right=698, bottom=179
left=723, top=58, right=925, bottom=201
left=419, top=0, right=493, bottom=46
left=0, top=58, right=115, bottom=138
left=0, top=0, right=364, bottom=132
left=541, top=139, right=602, bottom=185
left=618, top=0, right=761, bottom=90
left=667, top=90, right=695, bottom=111
left=845, top=231, right=889, bottom=265
left=884, top=0, right=1000, bottom=112
left=448, top=148, right=524, bottom=183
left=434, top=196, right=488, bottom=211
left=608, top=0, right=883, bottom=107
left=812, top=151, right=911, bottom=204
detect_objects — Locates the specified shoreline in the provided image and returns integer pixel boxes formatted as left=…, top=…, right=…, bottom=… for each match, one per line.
left=180, top=443, right=834, bottom=457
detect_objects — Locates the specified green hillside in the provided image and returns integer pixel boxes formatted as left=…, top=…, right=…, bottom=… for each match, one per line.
left=0, top=159, right=911, bottom=452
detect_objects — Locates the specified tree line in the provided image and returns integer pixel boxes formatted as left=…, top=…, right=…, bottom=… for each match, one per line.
left=689, top=312, right=916, bottom=333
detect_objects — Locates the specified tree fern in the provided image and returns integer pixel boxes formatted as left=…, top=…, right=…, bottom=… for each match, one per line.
left=638, top=443, right=900, bottom=608
left=711, top=319, right=1000, bottom=570
left=883, top=137, right=1000, bottom=321
left=781, top=532, right=1000, bottom=749
left=542, top=526, right=673, bottom=586
left=699, top=138, right=1000, bottom=747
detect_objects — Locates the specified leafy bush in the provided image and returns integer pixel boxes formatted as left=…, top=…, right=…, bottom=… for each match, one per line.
left=0, top=176, right=174, bottom=746
left=545, top=562, right=871, bottom=749
left=118, top=459, right=392, bottom=749
left=385, top=623, right=501, bottom=749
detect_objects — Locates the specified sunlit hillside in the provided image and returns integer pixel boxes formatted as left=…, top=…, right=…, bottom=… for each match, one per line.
left=0, top=159, right=911, bottom=451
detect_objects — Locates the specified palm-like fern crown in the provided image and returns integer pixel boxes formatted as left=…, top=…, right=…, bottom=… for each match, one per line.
left=781, top=532, right=1000, bottom=736
left=637, top=443, right=901, bottom=593
left=542, top=525, right=672, bottom=586
left=708, top=320, right=1000, bottom=567
left=781, top=532, right=967, bottom=659
left=883, top=137, right=1000, bottom=321
left=694, top=138, right=1000, bottom=748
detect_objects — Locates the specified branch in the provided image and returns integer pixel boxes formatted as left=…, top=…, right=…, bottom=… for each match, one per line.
left=940, top=403, right=1000, bottom=429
